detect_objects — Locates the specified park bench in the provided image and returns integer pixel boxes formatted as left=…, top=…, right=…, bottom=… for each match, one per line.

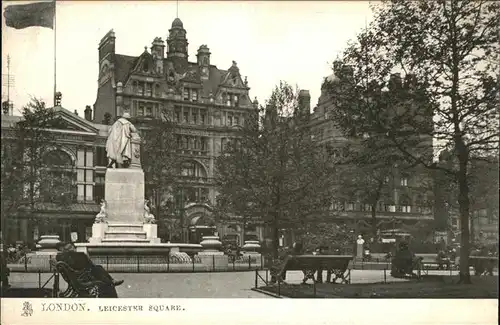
left=415, top=254, right=452, bottom=275
left=270, top=255, right=353, bottom=284
left=468, top=256, right=498, bottom=276
left=50, top=260, right=118, bottom=298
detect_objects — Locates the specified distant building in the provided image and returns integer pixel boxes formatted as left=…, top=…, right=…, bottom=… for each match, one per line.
left=295, top=64, right=436, bottom=245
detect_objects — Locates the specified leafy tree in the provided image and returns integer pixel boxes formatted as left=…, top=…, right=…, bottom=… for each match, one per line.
left=1, top=98, right=74, bottom=243
left=215, top=82, right=338, bottom=258
left=325, top=0, right=499, bottom=283
left=140, top=114, right=181, bottom=240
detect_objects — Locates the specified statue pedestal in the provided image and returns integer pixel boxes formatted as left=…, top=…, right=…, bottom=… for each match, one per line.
left=143, top=224, right=160, bottom=243
left=105, top=169, right=144, bottom=223
left=89, top=223, right=108, bottom=243
left=356, top=244, right=363, bottom=258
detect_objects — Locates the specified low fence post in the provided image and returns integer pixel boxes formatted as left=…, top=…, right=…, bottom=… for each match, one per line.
left=248, top=255, right=251, bottom=270
left=106, top=256, right=109, bottom=271
left=38, top=270, right=41, bottom=289
left=383, top=268, right=387, bottom=284
left=260, top=254, right=263, bottom=270
left=313, top=279, right=317, bottom=297
left=167, top=255, right=170, bottom=272
left=137, top=256, right=140, bottom=273
left=192, top=255, right=195, bottom=272
left=24, top=252, right=28, bottom=272
left=278, top=278, right=281, bottom=296
left=212, top=255, right=215, bottom=272
left=254, top=270, right=258, bottom=288
left=53, top=271, right=59, bottom=297
left=265, top=269, right=268, bottom=284
left=48, top=255, right=52, bottom=272
left=233, top=256, right=235, bottom=271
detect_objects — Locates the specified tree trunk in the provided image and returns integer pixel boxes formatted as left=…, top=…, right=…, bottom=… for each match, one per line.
left=371, top=204, right=378, bottom=239
left=457, top=166, right=472, bottom=284
left=272, top=212, right=279, bottom=260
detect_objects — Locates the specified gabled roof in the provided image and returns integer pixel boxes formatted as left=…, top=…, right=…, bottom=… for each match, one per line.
left=52, top=106, right=99, bottom=134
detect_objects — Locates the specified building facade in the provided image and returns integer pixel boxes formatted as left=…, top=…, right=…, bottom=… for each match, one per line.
left=299, top=67, right=436, bottom=245
left=1, top=18, right=264, bottom=247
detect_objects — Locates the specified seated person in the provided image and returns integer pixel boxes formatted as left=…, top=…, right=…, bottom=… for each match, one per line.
left=55, top=242, right=123, bottom=287
left=270, top=242, right=304, bottom=283
left=391, top=242, right=419, bottom=277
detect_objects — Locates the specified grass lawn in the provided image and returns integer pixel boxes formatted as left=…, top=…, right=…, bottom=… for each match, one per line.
left=257, top=275, right=499, bottom=298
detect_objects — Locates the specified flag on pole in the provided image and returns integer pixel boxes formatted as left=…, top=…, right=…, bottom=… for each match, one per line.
left=4, top=1, right=55, bottom=30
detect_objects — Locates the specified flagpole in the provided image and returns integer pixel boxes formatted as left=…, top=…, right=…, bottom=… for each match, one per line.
left=53, top=0, right=57, bottom=107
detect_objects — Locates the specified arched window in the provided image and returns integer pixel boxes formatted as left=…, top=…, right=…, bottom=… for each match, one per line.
left=43, top=149, right=73, bottom=167
left=180, top=160, right=207, bottom=179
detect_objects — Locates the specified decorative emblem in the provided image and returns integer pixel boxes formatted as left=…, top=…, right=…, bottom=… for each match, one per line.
left=21, top=301, right=33, bottom=317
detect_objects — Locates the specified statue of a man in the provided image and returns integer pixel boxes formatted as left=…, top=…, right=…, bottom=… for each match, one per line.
left=106, top=112, right=138, bottom=168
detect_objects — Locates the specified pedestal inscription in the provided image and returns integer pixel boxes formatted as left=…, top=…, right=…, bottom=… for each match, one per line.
left=105, top=169, right=145, bottom=223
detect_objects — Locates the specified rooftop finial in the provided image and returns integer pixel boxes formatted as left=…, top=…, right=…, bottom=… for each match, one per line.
left=176, top=0, right=179, bottom=18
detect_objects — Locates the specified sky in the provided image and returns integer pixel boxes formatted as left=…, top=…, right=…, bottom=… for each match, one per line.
left=2, top=1, right=373, bottom=117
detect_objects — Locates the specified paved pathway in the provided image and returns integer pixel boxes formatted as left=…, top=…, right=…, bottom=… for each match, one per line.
left=8, top=271, right=268, bottom=298
left=7, top=269, right=477, bottom=298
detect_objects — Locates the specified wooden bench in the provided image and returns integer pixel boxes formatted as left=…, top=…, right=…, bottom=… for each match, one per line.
left=415, top=254, right=452, bottom=275
left=50, top=260, right=118, bottom=298
left=270, top=255, right=353, bottom=284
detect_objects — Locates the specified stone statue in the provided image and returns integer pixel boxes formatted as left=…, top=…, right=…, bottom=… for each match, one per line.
left=144, top=199, right=156, bottom=224
left=356, top=235, right=365, bottom=246
left=106, top=112, right=139, bottom=168
left=95, top=200, right=108, bottom=223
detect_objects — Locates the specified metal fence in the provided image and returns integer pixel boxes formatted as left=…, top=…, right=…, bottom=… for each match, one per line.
left=7, top=252, right=267, bottom=273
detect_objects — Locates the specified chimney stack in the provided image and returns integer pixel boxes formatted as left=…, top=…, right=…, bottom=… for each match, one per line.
left=84, top=105, right=93, bottom=121
left=298, top=90, right=311, bottom=113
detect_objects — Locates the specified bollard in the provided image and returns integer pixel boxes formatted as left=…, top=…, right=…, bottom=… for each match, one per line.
left=384, top=268, right=387, bottom=284
left=192, top=255, right=195, bottom=272
left=137, top=256, right=140, bottom=273
left=49, top=255, right=52, bottom=272
left=24, top=253, right=28, bottom=272
left=266, top=269, right=269, bottom=284
left=38, top=270, right=41, bottom=289
left=278, top=277, right=281, bottom=296
left=260, top=254, right=263, bottom=270
left=167, top=255, right=170, bottom=272
left=248, top=256, right=251, bottom=270
left=213, top=255, right=215, bottom=272
left=255, top=270, right=258, bottom=288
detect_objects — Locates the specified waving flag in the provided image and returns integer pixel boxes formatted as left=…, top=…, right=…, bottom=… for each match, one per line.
left=4, top=1, right=55, bottom=30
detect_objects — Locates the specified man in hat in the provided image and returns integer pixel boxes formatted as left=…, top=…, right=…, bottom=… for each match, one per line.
left=106, top=112, right=138, bottom=168
left=56, top=242, right=123, bottom=287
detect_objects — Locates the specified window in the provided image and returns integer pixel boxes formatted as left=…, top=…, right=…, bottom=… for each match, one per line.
left=191, top=90, right=198, bottom=102
left=138, top=82, right=145, bottom=96
left=143, top=61, right=149, bottom=72
left=192, top=110, right=198, bottom=124
left=183, top=89, right=189, bottom=101
left=233, top=95, right=239, bottom=107
left=145, top=83, right=152, bottom=97
left=201, top=138, right=206, bottom=151
left=400, top=175, right=409, bottom=186
left=234, top=116, right=239, bottom=126
left=200, top=110, right=206, bottom=124
left=227, top=115, right=233, bottom=126
left=95, top=147, right=107, bottom=166
left=137, top=104, right=144, bottom=116
left=183, top=111, right=189, bottom=123
left=346, top=202, right=354, bottom=211
left=225, top=94, right=231, bottom=106
left=132, top=81, right=138, bottom=94
left=384, top=176, right=390, bottom=184
left=145, top=105, right=153, bottom=117
left=154, top=84, right=160, bottom=97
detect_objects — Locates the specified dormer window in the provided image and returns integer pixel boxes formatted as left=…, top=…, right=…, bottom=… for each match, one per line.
left=183, top=89, right=189, bottom=101
left=143, top=61, right=149, bottom=72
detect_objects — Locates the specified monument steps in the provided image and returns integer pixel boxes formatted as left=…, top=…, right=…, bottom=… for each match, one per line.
left=104, top=231, right=147, bottom=240
left=101, top=238, right=150, bottom=243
